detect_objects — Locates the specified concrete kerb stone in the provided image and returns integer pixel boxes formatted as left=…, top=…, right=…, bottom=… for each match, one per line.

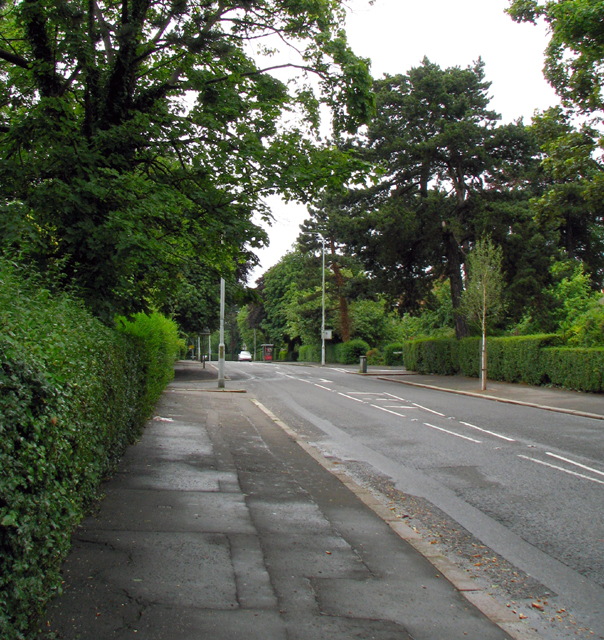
left=169, top=388, right=247, bottom=394
left=250, top=397, right=543, bottom=640
left=376, top=376, right=604, bottom=422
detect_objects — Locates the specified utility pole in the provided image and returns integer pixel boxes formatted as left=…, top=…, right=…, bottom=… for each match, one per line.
left=321, top=235, right=326, bottom=366
left=218, top=277, right=225, bottom=389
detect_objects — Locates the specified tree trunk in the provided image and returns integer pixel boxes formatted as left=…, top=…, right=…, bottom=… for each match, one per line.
left=443, top=226, right=469, bottom=339
left=329, top=243, right=351, bottom=342
left=481, top=326, right=487, bottom=391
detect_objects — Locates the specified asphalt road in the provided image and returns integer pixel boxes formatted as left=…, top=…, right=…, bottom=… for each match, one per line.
left=225, top=361, right=604, bottom=640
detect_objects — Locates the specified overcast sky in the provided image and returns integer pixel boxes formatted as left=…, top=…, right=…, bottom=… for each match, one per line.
left=248, top=0, right=558, bottom=283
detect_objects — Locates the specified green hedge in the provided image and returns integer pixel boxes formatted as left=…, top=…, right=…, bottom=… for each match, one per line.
left=383, top=343, right=404, bottom=366
left=403, top=338, right=455, bottom=375
left=298, top=341, right=370, bottom=364
left=399, top=334, right=604, bottom=391
left=335, top=339, right=370, bottom=364
left=541, top=347, right=604, bottom=392
left=298, top=344, right=321, bottom=362
left=0, top=262, right=180, bottom=639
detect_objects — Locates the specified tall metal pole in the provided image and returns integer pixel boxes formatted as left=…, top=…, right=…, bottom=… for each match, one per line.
left=321, top=236, right=326, bottom=366
left=218, top=277, right=226, bottom=388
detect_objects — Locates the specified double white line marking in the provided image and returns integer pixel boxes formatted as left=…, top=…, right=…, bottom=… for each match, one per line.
left=519, top=452, right=604, bottom=486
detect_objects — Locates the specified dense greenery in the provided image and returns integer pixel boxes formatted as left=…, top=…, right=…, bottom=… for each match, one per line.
left=399, top=333, right=604, bottom=393
left=0, top=0, right=373, bottom=322
left=0, top=261, right=181, bottom=639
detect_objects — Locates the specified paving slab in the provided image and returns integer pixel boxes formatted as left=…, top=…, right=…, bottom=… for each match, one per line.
left=36, top=363, right=514, bottom=640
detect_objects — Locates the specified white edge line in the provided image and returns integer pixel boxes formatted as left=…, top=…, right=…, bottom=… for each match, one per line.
left=424, top=423, right=481, bottom=443
left=519, top=455, right=604, bottom=485
left=385, top=392, right=407, bottom=400
left=339, top=392, right=365, bottom=403
left=249, top=398, right=539, bottom=640
left=545, top=452, right=604, bottom=478
left=459, top=421, right=516, bottom=442
left=412, top=402, right=446, bottom=417
left=370, top=404, right=406, bottom=418
left=348, top=392, right=383, bottom=395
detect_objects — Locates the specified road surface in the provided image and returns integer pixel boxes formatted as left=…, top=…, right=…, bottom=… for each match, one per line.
left=225, top=360, right=604, bottom=640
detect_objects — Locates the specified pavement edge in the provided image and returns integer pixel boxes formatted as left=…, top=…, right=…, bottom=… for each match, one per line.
left=250, top=398, right=541, bottom=640
left=375, top=377, right=604, bottom=422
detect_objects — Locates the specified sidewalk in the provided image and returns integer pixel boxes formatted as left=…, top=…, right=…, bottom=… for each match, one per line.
left=36, top=362, right=519, bottom=640
left=368, top=368, right=604, bottom=420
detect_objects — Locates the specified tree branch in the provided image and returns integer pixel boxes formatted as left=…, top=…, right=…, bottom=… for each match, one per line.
left=94, top=0, right=114, bottom=65
left=0, top=47, right=29, bottom=69
left=205, top=62, right=329, bottom=86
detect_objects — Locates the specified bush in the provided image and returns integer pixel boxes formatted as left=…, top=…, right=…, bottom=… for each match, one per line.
left=0, top=261, right=180, bottom=639
left=402, top=334, right=562, bottom=385
left=541, top=347, right=604, bottom=392
left=116, top=312, right=182, bottom=421
left=336, top=339, right=370, bottom=365
left=366, top=349, right=384, bottom=366
left=383, top=343, right=405, bottom=366
left=298, top=344, right=318, bottom=362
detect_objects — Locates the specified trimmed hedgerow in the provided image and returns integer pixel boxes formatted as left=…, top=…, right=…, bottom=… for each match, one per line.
left=541, top=347, right=604, bottom=392
left=0, top=261, right=180, bottom=639
left=403, top=338, right=456, bottom=375
left=402, top=334, right=570, bottom=387
left=115, top=312, right=182, bottom=421
left=298, top=344, right=321, bottom=362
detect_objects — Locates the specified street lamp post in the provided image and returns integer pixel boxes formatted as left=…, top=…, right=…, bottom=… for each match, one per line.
left=321, top=236, right=326, bottom=366
left=218, top=277, right=225, bottom=389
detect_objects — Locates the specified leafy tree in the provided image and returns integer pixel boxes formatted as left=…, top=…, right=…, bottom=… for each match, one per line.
left=508, top=2, right=604, bottom=297
left=548, top=261, right=601, bottom=333
left=298, top=190, right=378, bottom=342
left=529, top=108, right=604, bottom=284
left=0, top=0, right=373, bottom=320
left=461, top=237, right=505, bottom=390
left=258, top=251, right=321, bottom=349
left=339, top=58, right=542, bottom=338
left=508, top=0, right=604, bottom=113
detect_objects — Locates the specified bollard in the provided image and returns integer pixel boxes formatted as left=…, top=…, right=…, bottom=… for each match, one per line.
left=359, top=355, right=367, bottom=374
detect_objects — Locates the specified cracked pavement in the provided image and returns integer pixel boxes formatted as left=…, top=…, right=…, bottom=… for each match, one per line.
left=36, top=364, right=512, bottom=640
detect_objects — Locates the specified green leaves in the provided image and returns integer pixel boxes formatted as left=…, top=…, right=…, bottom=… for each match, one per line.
left=0, top=0, right=374, bottom=320
left=0, top=260, right=182, bottom=638
left=508, top=0, right=604, bottom=112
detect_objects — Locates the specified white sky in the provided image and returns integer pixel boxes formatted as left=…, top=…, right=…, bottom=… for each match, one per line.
left=248, top=0, right=558, bottom=284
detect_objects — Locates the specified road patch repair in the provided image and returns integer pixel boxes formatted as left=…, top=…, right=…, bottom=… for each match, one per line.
left=37, top=370, right=530, bottom=640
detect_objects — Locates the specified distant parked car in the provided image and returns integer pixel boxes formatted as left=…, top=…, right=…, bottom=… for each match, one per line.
left=238, top=350, right=252, bottom=362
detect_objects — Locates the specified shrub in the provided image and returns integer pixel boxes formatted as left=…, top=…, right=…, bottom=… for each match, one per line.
left=116, top=312, right=182, bottom=421
left=337, top=338, right=370, bottom=364
left=383, top=343, right=405, bottom=366
left=298, top=344, right=320, bottom=362
left=0, top=261, right=180, bottom=639
left=402, top=334, right=562, bottom=385
left=366, top=349, right=384, bottom=366
left=541, top=347, right=604, bottom=392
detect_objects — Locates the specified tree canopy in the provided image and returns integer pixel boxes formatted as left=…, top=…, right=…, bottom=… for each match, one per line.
left=508, top=0, right=604, bottom=113
left=319, top=59, right=545, bottom=337
left=0, top=0, right=373, bottom=321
